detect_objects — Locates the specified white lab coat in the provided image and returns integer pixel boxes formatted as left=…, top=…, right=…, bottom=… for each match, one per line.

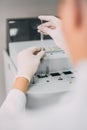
left=0, top=61, right=87, bottom=130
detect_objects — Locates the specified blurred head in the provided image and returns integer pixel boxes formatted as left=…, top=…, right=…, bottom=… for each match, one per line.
left=57, top=0, right=87, bottom=66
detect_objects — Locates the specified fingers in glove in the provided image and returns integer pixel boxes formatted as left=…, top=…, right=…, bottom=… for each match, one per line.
left=37, top=50, right=46, bottom=60
left=29, top=46, right=42, bottom=54
left=38, top=26, right=52, bottom=35
left=38, top=15, right=56, bottom=22
left=38, top=21, right=55, bottom=29
left=38, top=29, right=48, bottom=35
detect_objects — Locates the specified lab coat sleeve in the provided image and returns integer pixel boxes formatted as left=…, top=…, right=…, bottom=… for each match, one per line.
left=0, top=89, right=26, bottom=115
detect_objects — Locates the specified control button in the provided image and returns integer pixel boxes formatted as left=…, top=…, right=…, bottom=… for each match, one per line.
left=50, top=72, right=61, bottom=77
left=63, top=71, right=73, bottom=75
left=71, top=77, right=74, bottom=79
left=37, top=74, right=48, bottom=78
left=58, top=77, right=63, bottom=80
left=46, top=80, right=50, bottom=82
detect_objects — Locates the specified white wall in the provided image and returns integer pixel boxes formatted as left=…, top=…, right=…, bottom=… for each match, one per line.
left=0, top=0, right=58, bottom=105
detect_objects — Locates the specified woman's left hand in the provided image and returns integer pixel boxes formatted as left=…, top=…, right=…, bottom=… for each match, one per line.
left=17, top=46, right=45, bottom=82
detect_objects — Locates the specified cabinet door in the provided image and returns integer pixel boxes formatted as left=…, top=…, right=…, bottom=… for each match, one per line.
left=3, top=51, right=17, bottom=94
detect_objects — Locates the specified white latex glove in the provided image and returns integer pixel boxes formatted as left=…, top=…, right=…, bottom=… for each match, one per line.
left=17, top=46, right=45, bottom=82
left=38, top=15, right=66, bottom=50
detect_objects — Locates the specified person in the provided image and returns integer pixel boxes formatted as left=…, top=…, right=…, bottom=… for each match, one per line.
left=0, top=0, right=87, bottom=129
left=0, top=46, right=45, bottom=114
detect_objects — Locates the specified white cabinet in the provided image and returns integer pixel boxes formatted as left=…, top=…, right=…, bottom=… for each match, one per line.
left=3, top=51, right=17, bottom=94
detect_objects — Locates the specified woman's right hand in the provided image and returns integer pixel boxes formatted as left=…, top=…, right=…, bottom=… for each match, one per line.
left=38, top=15, right=66, bottom=50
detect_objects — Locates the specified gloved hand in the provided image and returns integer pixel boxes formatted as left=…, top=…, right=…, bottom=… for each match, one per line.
left=38, top=15, right=66, bottom=50
left=17, top=46, right=45, bottom=82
